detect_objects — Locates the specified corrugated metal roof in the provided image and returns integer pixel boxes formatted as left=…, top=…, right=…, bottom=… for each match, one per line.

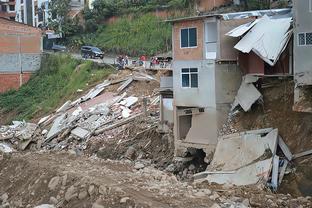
left=166, top=8, right=292, bottom=23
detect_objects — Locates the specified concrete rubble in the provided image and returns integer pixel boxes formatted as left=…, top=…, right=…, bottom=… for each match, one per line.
left=195, top=128, right=294, bottom=190
left=0, top=70, right=160, bottom=152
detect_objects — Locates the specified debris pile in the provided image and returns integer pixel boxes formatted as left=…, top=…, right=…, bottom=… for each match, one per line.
left=195, top=128, right=295, bottom=191
left=0, top=70, right=160, bottom=153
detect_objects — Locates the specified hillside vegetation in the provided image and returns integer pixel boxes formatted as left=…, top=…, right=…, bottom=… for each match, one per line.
left=0, top=54, right=114, bottom=123
left=70, top=14, right=172, bottom=56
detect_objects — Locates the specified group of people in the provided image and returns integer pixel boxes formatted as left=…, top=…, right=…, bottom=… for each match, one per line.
left=116, top=55, right=129, bottom=70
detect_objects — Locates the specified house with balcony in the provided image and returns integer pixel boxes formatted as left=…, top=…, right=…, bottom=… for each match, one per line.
left=168, top=9, right=293, bottom=159
left=0, top=0, right=16, bottom=20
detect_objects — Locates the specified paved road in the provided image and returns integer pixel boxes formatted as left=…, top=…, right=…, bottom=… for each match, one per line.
left=71, top=53, right=116, bottom=65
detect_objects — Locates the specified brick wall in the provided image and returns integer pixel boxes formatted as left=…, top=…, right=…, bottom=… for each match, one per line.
left=197, top=0, right=231, bottom=12
left=0, top=18, right=41, bottom=93
left=0, top=72, right=32, bottom=93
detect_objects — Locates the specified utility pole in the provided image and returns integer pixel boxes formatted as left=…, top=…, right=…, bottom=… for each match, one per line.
left=18, top=35, right=23, bottom=87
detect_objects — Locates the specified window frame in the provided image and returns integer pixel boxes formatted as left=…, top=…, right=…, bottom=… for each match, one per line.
left=298, top=32, right=312, bottom=46
left=181, top=68, right=199, bottom=88
left=180, top=27, right=198, bottom=49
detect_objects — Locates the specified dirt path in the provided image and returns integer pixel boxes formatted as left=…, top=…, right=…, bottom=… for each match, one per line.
left=0, top=152, right=215, bottom=208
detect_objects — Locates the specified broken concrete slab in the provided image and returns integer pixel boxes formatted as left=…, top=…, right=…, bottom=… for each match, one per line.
left=293, top=149, right=312, bottom=159
left=71, top=127, right=91, bottom=140
left=0, top=143, right=14, bottom=153
left=201, top=128, right=278, bottom=186
left=56, top=100, right=72, bottom=113
left=278, top=136, right=293, bottom=161
left=120, top=96, right=138, bottom=108
left=14, top=123, right=38, bottom=141
left=279, top=160, right=288, bottom=185
left=232, top=77, right=262, bottom=112
left=45, top=114, right=67, bottom=144
left=38, top=115, right=51, bottom=126
left=117, top=77, right=134, bottom=93
left=271, top=155, right=279, bottom=190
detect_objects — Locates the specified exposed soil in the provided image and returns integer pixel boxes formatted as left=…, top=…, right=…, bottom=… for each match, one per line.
left=228, top=78, right=312, bottom=197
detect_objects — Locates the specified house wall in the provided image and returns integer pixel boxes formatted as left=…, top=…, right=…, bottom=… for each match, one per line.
left=294, top=0, right=312, bottom=85
left=239, top=51, right=264, bottom=75
left=173, top=60, right=216, bottom=108
left=173, top=19, right=204, bottom=61
left=0, top=18, right=41, bottom=92
left=215, top=63, right=242, bottom=104
left=196, top=0, right=231, bottom=12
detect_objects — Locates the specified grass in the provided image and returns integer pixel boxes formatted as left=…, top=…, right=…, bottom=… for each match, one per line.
left=0, top=54, right=114, bottom=122
left=68, top=14, right=172, bottom=56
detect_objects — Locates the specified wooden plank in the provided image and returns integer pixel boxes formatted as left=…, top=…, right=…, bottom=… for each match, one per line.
left=293, top=149, right=312, bottom=159
left=278, top=136, right=293, bottom=161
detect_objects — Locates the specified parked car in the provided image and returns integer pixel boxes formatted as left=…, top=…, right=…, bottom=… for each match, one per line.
left=81, top=46, right=104, bottom=59
left=52, top=44, right=67, bottom=52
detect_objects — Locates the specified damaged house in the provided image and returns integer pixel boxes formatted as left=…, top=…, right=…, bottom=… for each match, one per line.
left=168, top=8, right=293, bottom=161
left=293, top=0, right=312, bottom=112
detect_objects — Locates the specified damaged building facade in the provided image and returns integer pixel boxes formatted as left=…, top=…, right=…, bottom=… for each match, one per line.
left=169, top=8, right=293, bottom=159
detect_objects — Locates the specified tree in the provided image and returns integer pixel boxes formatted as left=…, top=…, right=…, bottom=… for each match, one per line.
left=48, top=0, right=81, bottom=37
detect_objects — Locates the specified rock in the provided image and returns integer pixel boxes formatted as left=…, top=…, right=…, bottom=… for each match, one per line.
left=134, top=162, right=145, bottom=170
left=62, top=174, right=68, bottom=186
left=48, top=176, right=60, bottom=191
left=188, top=164, right=196, bottom=171
left=65, top=186, right=78, bottom=202
left=42, top=129, right=48, bottom=135
left=125, top=146, right=136, bottom=160
left=92, top=203, right=104, bottom=208
left=210, top=203, right=221, bottom=208
left=88, top=185, right=96, bottom=196
left=78, top=190, right=88, bottom=200
left=120, top=197, right=130, bottom=203
left=99, top=185, right=107, bottom=195
left=34, top=205, right=55, bottom=208
left=0, top=193, right=8, bottom=203
left=193, top=191, right=206, bottom=197
left=209, top=193, right=219, bottom=201
left=49, top=197, right=58, bottom=205
left=242, top=199, right=250, bottom=207
left=165, top=164, right=175, bottom=172
left=0, top=203, right=10, bottom=208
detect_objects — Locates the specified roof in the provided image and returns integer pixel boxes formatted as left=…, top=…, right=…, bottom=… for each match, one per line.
left=0, top=17, right=40, bottom=30
left=166, top=8, right=292, bottom=23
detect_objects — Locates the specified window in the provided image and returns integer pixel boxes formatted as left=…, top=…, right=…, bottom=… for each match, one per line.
left=298, top=32, right=312, bottom=46
left=181, top=28, right=197, bottom=48
left=9, top=5, right=15, bottom=11
left=306, top=33, right=312, bottom=45
left=181, top=68, right=198, bottom=88
left=298, top=33, right=305, bottom=46
left=1, top=5, right=7, bottom=12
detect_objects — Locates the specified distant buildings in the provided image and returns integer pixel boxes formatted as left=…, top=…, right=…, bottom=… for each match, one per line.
left=0, top=0, right=16, bottom=20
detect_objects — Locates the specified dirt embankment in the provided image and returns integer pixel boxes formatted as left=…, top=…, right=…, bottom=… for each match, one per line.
left=229, top=78, right=312, bottom=197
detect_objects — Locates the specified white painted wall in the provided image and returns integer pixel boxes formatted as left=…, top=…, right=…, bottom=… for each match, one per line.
left=173, top=60, right=216, bottom=108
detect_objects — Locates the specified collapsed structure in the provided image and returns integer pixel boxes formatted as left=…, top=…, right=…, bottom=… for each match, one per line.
left=167, top=8, right=292, bottom=161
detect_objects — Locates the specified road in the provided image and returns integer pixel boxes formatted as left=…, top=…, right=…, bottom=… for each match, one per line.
left=71, top=53, right=116, bottom=65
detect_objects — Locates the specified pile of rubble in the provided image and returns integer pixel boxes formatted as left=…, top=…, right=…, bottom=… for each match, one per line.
left=0, top=70, right=160, bottom=153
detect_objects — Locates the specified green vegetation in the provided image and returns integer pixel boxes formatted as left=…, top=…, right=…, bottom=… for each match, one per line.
left=69, top=14, right=172, bottom=56
left=0, top=54, right=114, bottom=121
